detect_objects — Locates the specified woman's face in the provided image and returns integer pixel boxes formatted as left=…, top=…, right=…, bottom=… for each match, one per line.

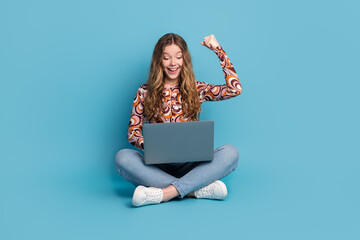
left=162, top=44, right=183, bottom=81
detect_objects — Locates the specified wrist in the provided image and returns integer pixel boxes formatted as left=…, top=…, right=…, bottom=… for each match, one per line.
left=213, top=45, right=222, bottom=54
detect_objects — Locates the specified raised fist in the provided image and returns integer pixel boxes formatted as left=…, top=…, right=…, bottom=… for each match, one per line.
left=201, top=34, right=220, bottom=50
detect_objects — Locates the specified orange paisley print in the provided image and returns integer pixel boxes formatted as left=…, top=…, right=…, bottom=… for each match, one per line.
left=127, top=46, right=242, bottom=150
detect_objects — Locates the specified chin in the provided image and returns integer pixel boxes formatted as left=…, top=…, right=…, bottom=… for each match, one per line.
left=166, top=73, right=180, bottom=80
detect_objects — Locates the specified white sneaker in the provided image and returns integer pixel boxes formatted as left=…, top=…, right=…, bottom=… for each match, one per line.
left=194, top=180, right=227, bottom=200
left=132, top=186, right=163, bottom=207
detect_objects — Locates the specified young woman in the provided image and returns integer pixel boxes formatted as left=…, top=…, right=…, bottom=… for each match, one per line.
left=115, top=33, right=242, bottom=207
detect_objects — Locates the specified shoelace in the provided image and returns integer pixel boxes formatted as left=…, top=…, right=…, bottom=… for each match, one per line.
left=144, top=188, right=162, bottom=203
left=197, top=184, right=216, bottom=197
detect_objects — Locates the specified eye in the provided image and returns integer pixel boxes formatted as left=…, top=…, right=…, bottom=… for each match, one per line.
left=177, top=56, right=183, bottom=59
left=164, top=57, right=169, bottom=60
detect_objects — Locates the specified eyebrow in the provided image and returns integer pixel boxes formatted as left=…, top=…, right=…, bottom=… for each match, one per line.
left=163, top=51, right=182, bottom=55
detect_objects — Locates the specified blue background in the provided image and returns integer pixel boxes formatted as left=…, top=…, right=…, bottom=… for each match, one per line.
left=1, top=0, right=359, bottom=239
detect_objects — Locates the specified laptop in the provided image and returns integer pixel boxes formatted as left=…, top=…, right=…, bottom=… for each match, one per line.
left=142, top=120, right=214, bottom=164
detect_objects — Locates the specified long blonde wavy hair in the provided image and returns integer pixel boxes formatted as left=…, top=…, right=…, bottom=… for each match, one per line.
left=144, top=33, right=201, bottom=121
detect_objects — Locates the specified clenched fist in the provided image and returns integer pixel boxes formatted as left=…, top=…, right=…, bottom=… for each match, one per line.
left=201, top=34, right=220, bottom=51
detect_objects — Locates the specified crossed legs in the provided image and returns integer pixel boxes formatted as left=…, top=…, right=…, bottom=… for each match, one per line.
left=115, top=144, right=239, bottom=204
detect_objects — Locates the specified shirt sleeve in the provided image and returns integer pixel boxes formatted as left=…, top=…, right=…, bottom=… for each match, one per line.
left=127, top=86, right=146, bottom=150
left=197, top=46, right=242, bottom=102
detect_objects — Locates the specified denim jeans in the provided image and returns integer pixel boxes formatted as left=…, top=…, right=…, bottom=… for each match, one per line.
left=115, top=144, right=239, bottom=198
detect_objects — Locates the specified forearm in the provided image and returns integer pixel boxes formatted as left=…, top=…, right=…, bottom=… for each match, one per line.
left=127, top=86, right=146, bottom=151
left=127, top=129, right=144, bottom=150
left=213, top=46, right=242, bottom=95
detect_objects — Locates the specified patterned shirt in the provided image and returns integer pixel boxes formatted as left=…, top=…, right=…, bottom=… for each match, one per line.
left=128, top=46, right=242, bottom=150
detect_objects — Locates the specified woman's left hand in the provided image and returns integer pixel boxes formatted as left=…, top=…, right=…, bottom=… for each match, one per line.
left=201, top=34, right=220, bottom=51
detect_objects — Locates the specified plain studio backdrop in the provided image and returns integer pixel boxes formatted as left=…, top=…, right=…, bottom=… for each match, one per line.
left=1, top=0, right=359, bottom=239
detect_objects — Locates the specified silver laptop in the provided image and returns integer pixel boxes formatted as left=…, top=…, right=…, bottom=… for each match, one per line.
left=143, top=120, right=214, bottom=164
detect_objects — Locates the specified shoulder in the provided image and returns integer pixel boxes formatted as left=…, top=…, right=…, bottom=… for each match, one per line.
left=137, top=84, right=149, bottom=94
left=195, top=80, right=208, bottom=87
left=138, top=84, right=148, bottom=91
left=134, top=84, right=148, bottom=100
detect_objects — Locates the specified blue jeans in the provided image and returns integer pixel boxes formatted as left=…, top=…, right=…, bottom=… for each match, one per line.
left=115, top=144, right=239, bottom=198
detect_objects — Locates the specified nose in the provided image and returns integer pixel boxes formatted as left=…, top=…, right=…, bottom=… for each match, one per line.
left=171, top=58, right=176, bottom=66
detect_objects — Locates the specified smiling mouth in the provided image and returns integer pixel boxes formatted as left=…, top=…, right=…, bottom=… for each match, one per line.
left=168, top=67, right=179, bottom=74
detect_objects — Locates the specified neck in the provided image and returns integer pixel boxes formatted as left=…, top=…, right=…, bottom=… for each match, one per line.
left=164, top=78, right=179, bottom=88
